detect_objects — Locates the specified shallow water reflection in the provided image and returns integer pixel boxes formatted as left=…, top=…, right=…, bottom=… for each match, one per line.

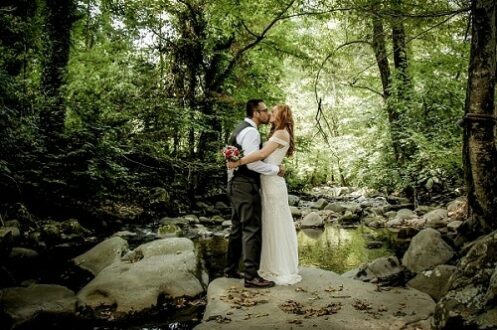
left=197, top=224, right=392, bottom=278
left=297, top=224, right=391, bottom=274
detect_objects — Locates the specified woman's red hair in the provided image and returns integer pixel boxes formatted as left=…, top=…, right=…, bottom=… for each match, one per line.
left=269, top=104, right=295, bottom=156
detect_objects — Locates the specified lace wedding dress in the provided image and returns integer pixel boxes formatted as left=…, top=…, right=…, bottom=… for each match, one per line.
left=258, top=134, right=302, bottom=285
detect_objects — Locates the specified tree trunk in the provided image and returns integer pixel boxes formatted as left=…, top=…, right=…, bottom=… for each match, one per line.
left=462, top=0, right=497, bottom=236
left=391, top=0, right=410, bottom=90
left=389, top=0, right=411, bottom=164
left=371, top=3, right=402, bottom=162
left=40, top=0, right=77, bottom=144
left=372, top=11, right=391, bottom=101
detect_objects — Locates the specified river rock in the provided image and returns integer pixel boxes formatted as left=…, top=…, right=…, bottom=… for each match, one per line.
left=363, top=215, right=386, bottom=227
left=404, top=218, right=426, bottom=229
left=358, top=197, right=389, bottom=210
left=195, top=267, right=435, bottom=330
left=446, top=197, right=466, bottom=221
left=329, top=186, right=352, bottom=197
left=0, top=226, right=20, bottom=243
left=312, top=198, right=328, bottom=210
left=366, top=241, right=383, bottom=249
left=196, top=201, right=215, bottom=213
left=192, top=224, right=214, bottom=238
left=159, top=217, right=191, bottom=228
left=215, top=201, right=229, bottom=210
left=407, top=265, right=456, bottom=301
left=339, top=210, right=360, bottom=224
left=113, top=230, right=137, bottom=238
left=301, top=212, right=324, bottom=228
left=324, top=202, right=346, bottom=213
left=183, top=214, right=200, bottom=224
left=288, top=194, right=300, bottom=206
left=387, top=196, right=411, bottom=205
left=0, top=284, right=77, bottom=328
left=38, top=219, right=90, bottom=244
left=157, top=223, right=183, bottom=238
left=77, top=238, right=207, bottom=318
left=73, top=236, right=129, bottom=275
left=8, top=247, right=39, bottom=260
left=395, top=209, right=417, bottom=221
left=423, top=208, right=448, bottom=229
left=354, top=256, right=405, bottom=286
left=384, top=210, right=397, bottom=219
left=434, top=230, right=497, bottom=329
left=290, top=206, right=302, bottom=218
left=447, top=220, right=463, bottom=233
left=402, top=228, right=454, bottom=273
left=415, top=205, right=436, bottom=216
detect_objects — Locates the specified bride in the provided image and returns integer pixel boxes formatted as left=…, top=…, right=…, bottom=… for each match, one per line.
left=228, top=104, right=301, bottom=285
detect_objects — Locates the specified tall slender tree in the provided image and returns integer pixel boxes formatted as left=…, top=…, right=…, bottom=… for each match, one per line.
left=461, top=0, right=497, bottom=237
left=39, top=0, right=78, bottom=145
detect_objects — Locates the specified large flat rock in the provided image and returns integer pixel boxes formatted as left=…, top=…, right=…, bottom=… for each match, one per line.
left=195, top=267, right=434, bottom=329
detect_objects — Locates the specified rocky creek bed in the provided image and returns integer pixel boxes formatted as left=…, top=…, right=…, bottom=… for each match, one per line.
left=2, top=186, right=495, bottom=329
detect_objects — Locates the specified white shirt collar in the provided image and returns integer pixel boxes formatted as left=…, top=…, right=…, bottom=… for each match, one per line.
left=244, top=118, right=257, bottom=128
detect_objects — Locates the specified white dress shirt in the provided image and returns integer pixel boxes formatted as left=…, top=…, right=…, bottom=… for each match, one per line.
left=228, top=118, right=279, bottom=181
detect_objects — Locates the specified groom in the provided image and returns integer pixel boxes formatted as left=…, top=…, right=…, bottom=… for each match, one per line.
left=224, top=99, right=284, bottom=288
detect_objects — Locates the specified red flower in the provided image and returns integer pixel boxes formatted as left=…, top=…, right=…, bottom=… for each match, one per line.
left=222, top=145, right=242, bottom=161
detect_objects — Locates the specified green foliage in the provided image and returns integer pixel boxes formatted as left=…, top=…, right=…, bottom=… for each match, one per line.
left=0, top=0, right=473, bottom=224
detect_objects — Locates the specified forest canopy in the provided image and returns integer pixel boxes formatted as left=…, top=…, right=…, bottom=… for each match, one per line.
left=0, top=0, right=471, bottom=221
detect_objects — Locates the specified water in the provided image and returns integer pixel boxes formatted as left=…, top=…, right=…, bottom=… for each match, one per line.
left=297, top=224, right=392, bottom=274
left=197, top=224, right=393, bottom=278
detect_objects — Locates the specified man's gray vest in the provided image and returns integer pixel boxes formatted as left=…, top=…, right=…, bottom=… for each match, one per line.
left=228, top=121, right=261, bottom=184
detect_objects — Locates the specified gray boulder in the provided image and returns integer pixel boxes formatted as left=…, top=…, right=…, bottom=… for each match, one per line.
left=215, top=201, right=229, bottom=210
left=407, top=265, right=456, bottom=301
left=447, top=197, right=466, bottom=214
left=402, top=228, right=454, bottom=273
left=157, top=223, right=183, bottom=238
left=0, top=284, right=76, bottom=328
left=434, top=230, right=497, bottom=329
left=423, top=208, right=448, bottom=229
left=0, top=226, right=21, bottom=242
left=339, top=210, right=360, bottom=224
left=447, top=220, right=463, bottom=233
left=354, top=256, right=405, bottom=286
left=288, top=194, right=300, bottom=206
left=395, top=208, right=417, bottom=221
left=312, top=198, right=328, bottom=210
left=415, top=205, right=437, bottom=216
left=301, top=212, right=324, bottom=228
left=77, top=238, right=207, bottom=318
left=73, top=236, right=129, bottom=275
left=8, top=247, right=39, bottom=260
left=290, top=206, right=302, bottom=218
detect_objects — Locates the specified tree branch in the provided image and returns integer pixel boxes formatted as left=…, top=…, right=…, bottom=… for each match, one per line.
left=350, top=12, right=461, bottom=84
left=209, top=0, right=297, bottom=90
left=347, top=83, right=384, bottom=98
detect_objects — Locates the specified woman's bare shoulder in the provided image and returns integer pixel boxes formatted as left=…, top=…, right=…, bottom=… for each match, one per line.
left=272, top=129, right=290, bottom=141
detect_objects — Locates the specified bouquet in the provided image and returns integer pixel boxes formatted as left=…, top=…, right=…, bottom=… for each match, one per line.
left=222, top=145, right=242, bottom=162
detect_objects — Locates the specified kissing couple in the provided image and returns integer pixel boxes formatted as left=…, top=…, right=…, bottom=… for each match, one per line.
left=224, top=99, right=301, bottom=288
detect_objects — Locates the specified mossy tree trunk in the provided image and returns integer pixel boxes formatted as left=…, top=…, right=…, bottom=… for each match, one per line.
left=462, top=0, right=497, bottom=236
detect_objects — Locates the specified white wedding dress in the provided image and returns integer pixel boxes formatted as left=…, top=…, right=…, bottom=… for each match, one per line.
left=258, top=134, right=302, bottom=285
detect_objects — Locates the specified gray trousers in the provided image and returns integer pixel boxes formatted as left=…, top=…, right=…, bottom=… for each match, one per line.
left=224, top=176, right=262, bottom=280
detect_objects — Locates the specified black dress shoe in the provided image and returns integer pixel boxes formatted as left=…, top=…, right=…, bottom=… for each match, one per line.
left=244, top=276, right=275, bottom=288
left=223, top=271, right=244, bottom=279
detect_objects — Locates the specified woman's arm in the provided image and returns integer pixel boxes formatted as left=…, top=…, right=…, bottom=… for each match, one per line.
left=228, top=130, right=288, bottom=169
